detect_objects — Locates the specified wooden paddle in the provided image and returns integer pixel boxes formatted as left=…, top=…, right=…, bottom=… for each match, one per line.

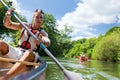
left=0, top=0, right=83, bottom=79
left=0, top=57, right=40, bottom=66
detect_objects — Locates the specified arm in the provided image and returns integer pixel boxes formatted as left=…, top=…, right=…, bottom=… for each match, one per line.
left=38, top=30, right=51, bottom=47
left=3, top=8, right=22, bottom=30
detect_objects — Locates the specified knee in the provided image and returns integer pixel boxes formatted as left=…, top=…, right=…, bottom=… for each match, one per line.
left=25, top=50, right=33, bottom=55
left=0, top=40, right=7, bottom=46
left=24, top=50, right=35, bottom=61
left=0, top=40, right=9, bottom=55
left=0, top=40, right=4, bottom=45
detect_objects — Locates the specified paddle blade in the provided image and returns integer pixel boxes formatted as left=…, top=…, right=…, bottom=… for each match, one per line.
left=64, top=69, right=83, bottom=80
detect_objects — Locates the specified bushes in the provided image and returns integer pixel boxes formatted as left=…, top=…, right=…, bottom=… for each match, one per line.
left=93, top=32, right=120, bottom=62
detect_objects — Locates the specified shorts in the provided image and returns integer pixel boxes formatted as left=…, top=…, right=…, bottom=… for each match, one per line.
left=6, top=44, right=39, bottom=62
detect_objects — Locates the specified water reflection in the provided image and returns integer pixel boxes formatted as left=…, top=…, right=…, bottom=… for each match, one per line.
left=44, top=57, right=120, bottom=80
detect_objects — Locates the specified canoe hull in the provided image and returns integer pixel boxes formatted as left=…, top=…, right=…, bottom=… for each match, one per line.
left=15, top=60, right=47, bottom=80
left=0, top=57, right=47, bottom=80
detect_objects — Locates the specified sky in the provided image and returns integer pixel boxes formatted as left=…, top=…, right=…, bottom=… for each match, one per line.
left=9, top=0, right=120, bottom=40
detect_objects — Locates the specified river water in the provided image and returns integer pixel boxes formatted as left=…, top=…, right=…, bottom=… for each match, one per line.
left=44, top=57, right=120, bottom=80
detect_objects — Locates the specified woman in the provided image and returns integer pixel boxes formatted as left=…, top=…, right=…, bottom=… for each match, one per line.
left=0, top=8, right=50, bottom=79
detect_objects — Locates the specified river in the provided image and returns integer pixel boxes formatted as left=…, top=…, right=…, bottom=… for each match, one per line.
left=43, top=57, right=120, bottom=80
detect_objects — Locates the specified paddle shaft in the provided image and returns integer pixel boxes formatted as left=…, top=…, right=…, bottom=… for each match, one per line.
left=0, top=57, right=39, bottom=66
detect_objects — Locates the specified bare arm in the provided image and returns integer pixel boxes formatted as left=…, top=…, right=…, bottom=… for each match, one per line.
left=38, top=30, right=51, bottom=47
left=3, top=16, right=22, bottom=30
left=3, top=9, right=22, bottom=30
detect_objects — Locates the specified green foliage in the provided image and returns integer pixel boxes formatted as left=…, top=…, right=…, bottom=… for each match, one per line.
left=66, top=26, right=120, bottom=62
left=73, top=38, right=87, bottom=44
left=117, top=52, right=120, bottom=61
left=65, top=37, right=97, bottom=58
left=36, top=13, right=72, bottom=57
left=0, top=0, right=27, bottom=40
left=0, top=0, right=14, bottom=36
left=85, top=38, right=97, bottom=56
left=65, top=44, right=81, bottom=57
left=59, top=24, right=73, bottom=56
left=93, top=31, right=120, bottom=62
left=105, top=26, right=120, bottom=36
left=40, top=13, right=62, bottom=56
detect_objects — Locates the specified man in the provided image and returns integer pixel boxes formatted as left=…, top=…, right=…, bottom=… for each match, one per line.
left=0, top=8, right=50, bottom=79
left=80, top=52, right=87, bottom=63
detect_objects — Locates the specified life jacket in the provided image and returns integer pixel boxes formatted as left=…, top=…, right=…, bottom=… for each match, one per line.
left=18, top=25, right=42, bottom=50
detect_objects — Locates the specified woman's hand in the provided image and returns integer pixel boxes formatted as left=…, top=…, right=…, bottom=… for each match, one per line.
left=5, top=8, right=14, bottom=17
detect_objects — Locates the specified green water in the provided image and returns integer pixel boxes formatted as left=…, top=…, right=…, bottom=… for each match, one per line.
left=43, top=57, right=120, bottom=80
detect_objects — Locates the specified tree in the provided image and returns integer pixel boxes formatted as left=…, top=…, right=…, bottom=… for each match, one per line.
left=37, top=13, right=64, bottom=56
left=59, top=24, right=73, bottom=56
left=41, top=18, right=73, bottom=56
left=0, top=0, right=13, bottom=37
left=0, top=0, right=27, bottom=44
left=65, top=37, right=97, bottom=58
left=105, top=26, right=120, bottom=36
left=93, top=27, right=120, bottom=62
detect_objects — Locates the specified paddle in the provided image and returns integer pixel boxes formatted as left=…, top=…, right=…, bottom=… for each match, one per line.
left=0, top=0, right=83, bottom=80
left=0, top=57, right=40, bottom=66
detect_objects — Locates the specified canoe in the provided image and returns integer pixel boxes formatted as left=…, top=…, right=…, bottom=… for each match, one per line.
left=0, top=57, right=47, bottom=80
